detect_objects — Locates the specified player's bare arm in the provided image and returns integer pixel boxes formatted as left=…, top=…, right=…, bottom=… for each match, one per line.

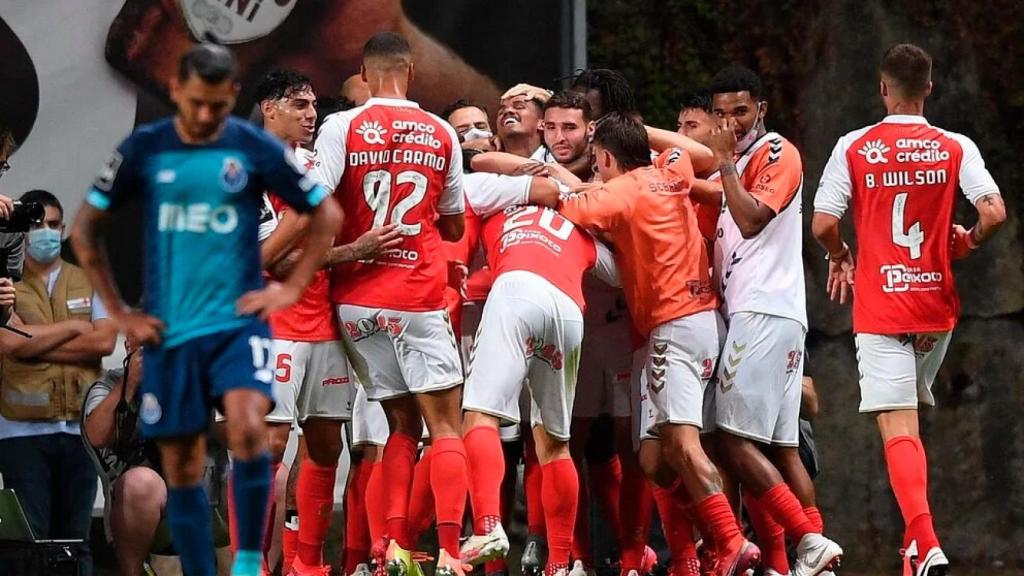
left=708, top=118, right=777, bottom=238
left=238, top=196, right=342, bottom=319
left=324, top=224, right=404, bottom=266
left=811, top=212, right=856, bottom=304
left=951, top=193, right=1006, bottom=259
left=437, top=212, right=465, bottom=243
left=71, top=203, right=166, bottom=344
left=262, top=210, right=306, bottom=271
left=644, top=125, right=715, bottom=174
left=690, top=178, right=724, bottom=207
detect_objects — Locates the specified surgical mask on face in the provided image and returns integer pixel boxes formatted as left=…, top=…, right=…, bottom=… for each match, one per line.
left=734, top=103, right=765, bottom=154
left=27, top=228, right=61, bottom=264
left=462, top=127, right=493, bottom=142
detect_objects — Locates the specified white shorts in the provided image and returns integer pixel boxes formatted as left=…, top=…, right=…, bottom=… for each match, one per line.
left=636, top=338, right=719, bottom=442
left=856, top=331, right=952, bottom=413
left=645, top=310, right=721, bottom=431
left=337, top=305, right=463, bottom=401
left=268, top=339, right=356, bottom=423
left=715, top=312, right=806, bottom=446
left=352, top=385, right=389, bottom=447
left=462, top=271, right=584, bottom=441
left=574, top=281, right=633, bottom=419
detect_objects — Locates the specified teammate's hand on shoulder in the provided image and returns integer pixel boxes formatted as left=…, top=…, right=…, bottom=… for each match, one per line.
left=708, top=118, right=738, bottom=160
left=826, top=247, right=856, bottom=304
left=236, top=282, right=302, bottom=320
left=500, top=83, right=551, bottom=105
left=543, top=163, right=582, bottom=187
left=113, top=310, right=165, bottom=346
left=950, top=224, right=975, bottom=260
left=352, top=224, right=403, bottom=261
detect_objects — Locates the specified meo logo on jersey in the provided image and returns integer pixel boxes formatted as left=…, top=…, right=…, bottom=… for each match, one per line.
left=880, top=264, right=943, bottom=293
left=221, top=157, right=248, bottom=193
left=356, top=121, right=388, bottom=145
left=858, top=139, right=890, bottom=165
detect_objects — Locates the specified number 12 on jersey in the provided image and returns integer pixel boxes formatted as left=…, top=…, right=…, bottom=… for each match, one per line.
left=363, top=169, right=428, bottom=235
left=891, top=192, right=923, bottom=260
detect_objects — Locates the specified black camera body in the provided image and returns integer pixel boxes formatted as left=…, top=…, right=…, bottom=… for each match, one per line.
left=0, top=201, right=44, bottom=233
left=0, top=200, right=44, bottom=281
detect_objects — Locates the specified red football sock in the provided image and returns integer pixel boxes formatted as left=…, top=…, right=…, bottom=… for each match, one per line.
left=486, top=558, right=508, bottom=574
left=344, top=459, right=373, bottom=575
left=885, top=435, right=938, bottom=549
left=652, top=485, right=697, bottom=562
left=744, top=492, right=788, bottom=575
left=283, top=511, right=299, bottom=574
left=464, top=425, right=505, bottom=534
left=759, top=483, right=815, bottom=542
left=365, top=460, right=387, bottom=553
left=542, top=458, right=579, bottom=570
left=296, top=460, right=337, bottom=567
left=803, top=506, right=824, bottom=534
left=589, top=456, right=623, bottom=540
left=618, top=465, right=653, bottom=571
left=694, top=493, right=742, bottom=554
left=382, top=433, right=418, bottom=548
left=407, top=449, right=435, bottom=543
left=431, top=437, right=470, bottom=557
left=524, top=436, right=546, bottom=536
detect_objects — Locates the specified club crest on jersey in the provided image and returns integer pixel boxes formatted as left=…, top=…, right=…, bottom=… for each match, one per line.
left=221, top=157, right=248, bottom=193
left=356, top=121, right=388, bottom=146
left=140, top=393, right=162, bottom=425
left=858, top=139, right=890, bottom=165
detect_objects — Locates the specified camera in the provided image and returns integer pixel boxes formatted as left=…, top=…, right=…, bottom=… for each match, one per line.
left=0, top=201, right=44, bottom=233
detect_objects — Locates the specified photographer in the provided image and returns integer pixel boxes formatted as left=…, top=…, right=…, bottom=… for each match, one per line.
left=0, top=189, right=117, bottom=576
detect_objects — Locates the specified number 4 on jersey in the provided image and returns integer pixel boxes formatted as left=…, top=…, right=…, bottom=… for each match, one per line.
left=891, top=192, right=923, bottom=260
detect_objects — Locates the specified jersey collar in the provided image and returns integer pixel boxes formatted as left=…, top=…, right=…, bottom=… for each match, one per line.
left=882, top=114, right=929, bottom=125
left=365, top=97, right=421, bottom=109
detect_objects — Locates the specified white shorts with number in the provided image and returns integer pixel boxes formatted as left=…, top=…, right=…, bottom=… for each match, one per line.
left=352, top=385, right=389, bottom=446
left=462, top=271, right=584, bottom=441
left=337, top=305, right=463, bottom=401
left=573, top=281, right=632, bottom=419
left=856, top=331, right=952, bottom=413
left=715, top=312, right=806, bottom=446
left=645, top=310, right=721, bottom=431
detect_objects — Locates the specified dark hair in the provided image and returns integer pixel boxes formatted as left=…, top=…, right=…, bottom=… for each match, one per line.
left=679, top=90, right=713, bottom=113
left=20, top=189, right=62, bottom=218
left=178, top=42, right=237, bottom=84
left=544, top=91, right=593, bottom=121
left=592, top=112, right=651, bottom=171
left=571, top=68, right=638, bottom=116
left=709, top=65, right=763, bottom=100
left=442, top=99, right=489, bottom=123
left=880, top=43, right=932, bottom=99
left=363, top=32, right=411, bottom=63
left=314, top=96, right=349, bottom=133
left=253, top=69, right=314, bottom=104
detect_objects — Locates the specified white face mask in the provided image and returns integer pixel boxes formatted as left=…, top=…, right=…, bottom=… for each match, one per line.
left=462, top=127, right=493, bottom=142
left=734, top=103, right=765, bottom=154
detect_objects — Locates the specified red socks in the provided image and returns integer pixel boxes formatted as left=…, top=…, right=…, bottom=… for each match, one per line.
left=365, top=460, right=387, bottom=554
left=430, top=437, right=469, bottom=557
left=618, top=465, right=653, bottom=571
left=589, top=455, right=624, bottom=539
left=744, top=492, right=788, bottom=575
left=465, top=425, right=505, bottom=534
left=885, top=435, right=938, bottom=549
left=758, top=483, right=815, bottom=542
left=652, top=485, right=697, bottom=563
left=695, top=493, right=742, bottom=553
left=344, top=459, right=373, bottom=575
left=803, top=506, right=824, bottom=533
left=296, top=460, right=337, bottom=567
left=382, top=433, right=419, bottom=548
left=524, top=436, right=546, bottom=536
left=542, top=458, right=579, bottom=571
left=407, top=449, right=436, bottom=543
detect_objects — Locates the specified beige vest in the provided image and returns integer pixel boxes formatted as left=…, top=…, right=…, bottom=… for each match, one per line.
left=1, top=263, right=101, bottom=421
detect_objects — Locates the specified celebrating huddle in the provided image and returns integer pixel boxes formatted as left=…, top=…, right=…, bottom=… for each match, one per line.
left=69, top=31, right=1004, bottom=576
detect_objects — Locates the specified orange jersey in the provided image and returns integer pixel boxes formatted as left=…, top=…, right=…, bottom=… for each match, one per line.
left=558, top=151, right=717, bottom=336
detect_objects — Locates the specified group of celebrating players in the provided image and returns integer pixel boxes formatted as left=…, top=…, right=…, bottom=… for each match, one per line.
left=68, top=29, right=1005, bottom=576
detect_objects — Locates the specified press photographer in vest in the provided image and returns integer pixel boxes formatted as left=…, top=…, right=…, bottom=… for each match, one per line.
left=0, top=189, right=118, bottom=575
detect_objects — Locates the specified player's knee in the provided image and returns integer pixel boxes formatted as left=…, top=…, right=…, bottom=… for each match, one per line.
left=306, top=438, right=343, bottom=466
left=118, top=467, right=168, bottom=511
left=266, top=425, right=291, bottom=464
left=532, top=427, right=570, bottom=464
left=639, top=440, right=672, bottom=487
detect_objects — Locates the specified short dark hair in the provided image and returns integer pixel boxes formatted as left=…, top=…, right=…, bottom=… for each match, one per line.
left=880, top=43, right=932, bottom=99
left=709, top=65, right=762, bottom=100
left=178, top=42, right=237, bottom=84
left=253, top=69, right=314, bottom=104
left=442, top=99, right=489, bottom=123
left=571, top=68, right=638, bottom=116
left=315, top=96, right=349, bottom=133
left=363, top=32, right=411, bottom=65
left=20, top=189, right=62, bottom=219
left=679, top=90, right=713, bottom=113
left=544, top=91, right=593, bottom=121
left=592, top=112, right=651, bottom=172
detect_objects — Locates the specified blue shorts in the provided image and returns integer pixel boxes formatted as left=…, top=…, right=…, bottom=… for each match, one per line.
left=140, top=322, right=274, bottom=439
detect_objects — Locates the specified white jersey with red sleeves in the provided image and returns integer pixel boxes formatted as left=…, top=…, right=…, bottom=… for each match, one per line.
left=311, top=97, right=464, bottom=311
left=713, top=132, right=807, bottom=328
left=815, top=115, right=1000, bottom=334
left=464, top=172, right=614, bottom=311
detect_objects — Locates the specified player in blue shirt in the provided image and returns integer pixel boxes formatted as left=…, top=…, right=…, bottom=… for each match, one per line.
left=71, top=43, right=341, bottom=576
